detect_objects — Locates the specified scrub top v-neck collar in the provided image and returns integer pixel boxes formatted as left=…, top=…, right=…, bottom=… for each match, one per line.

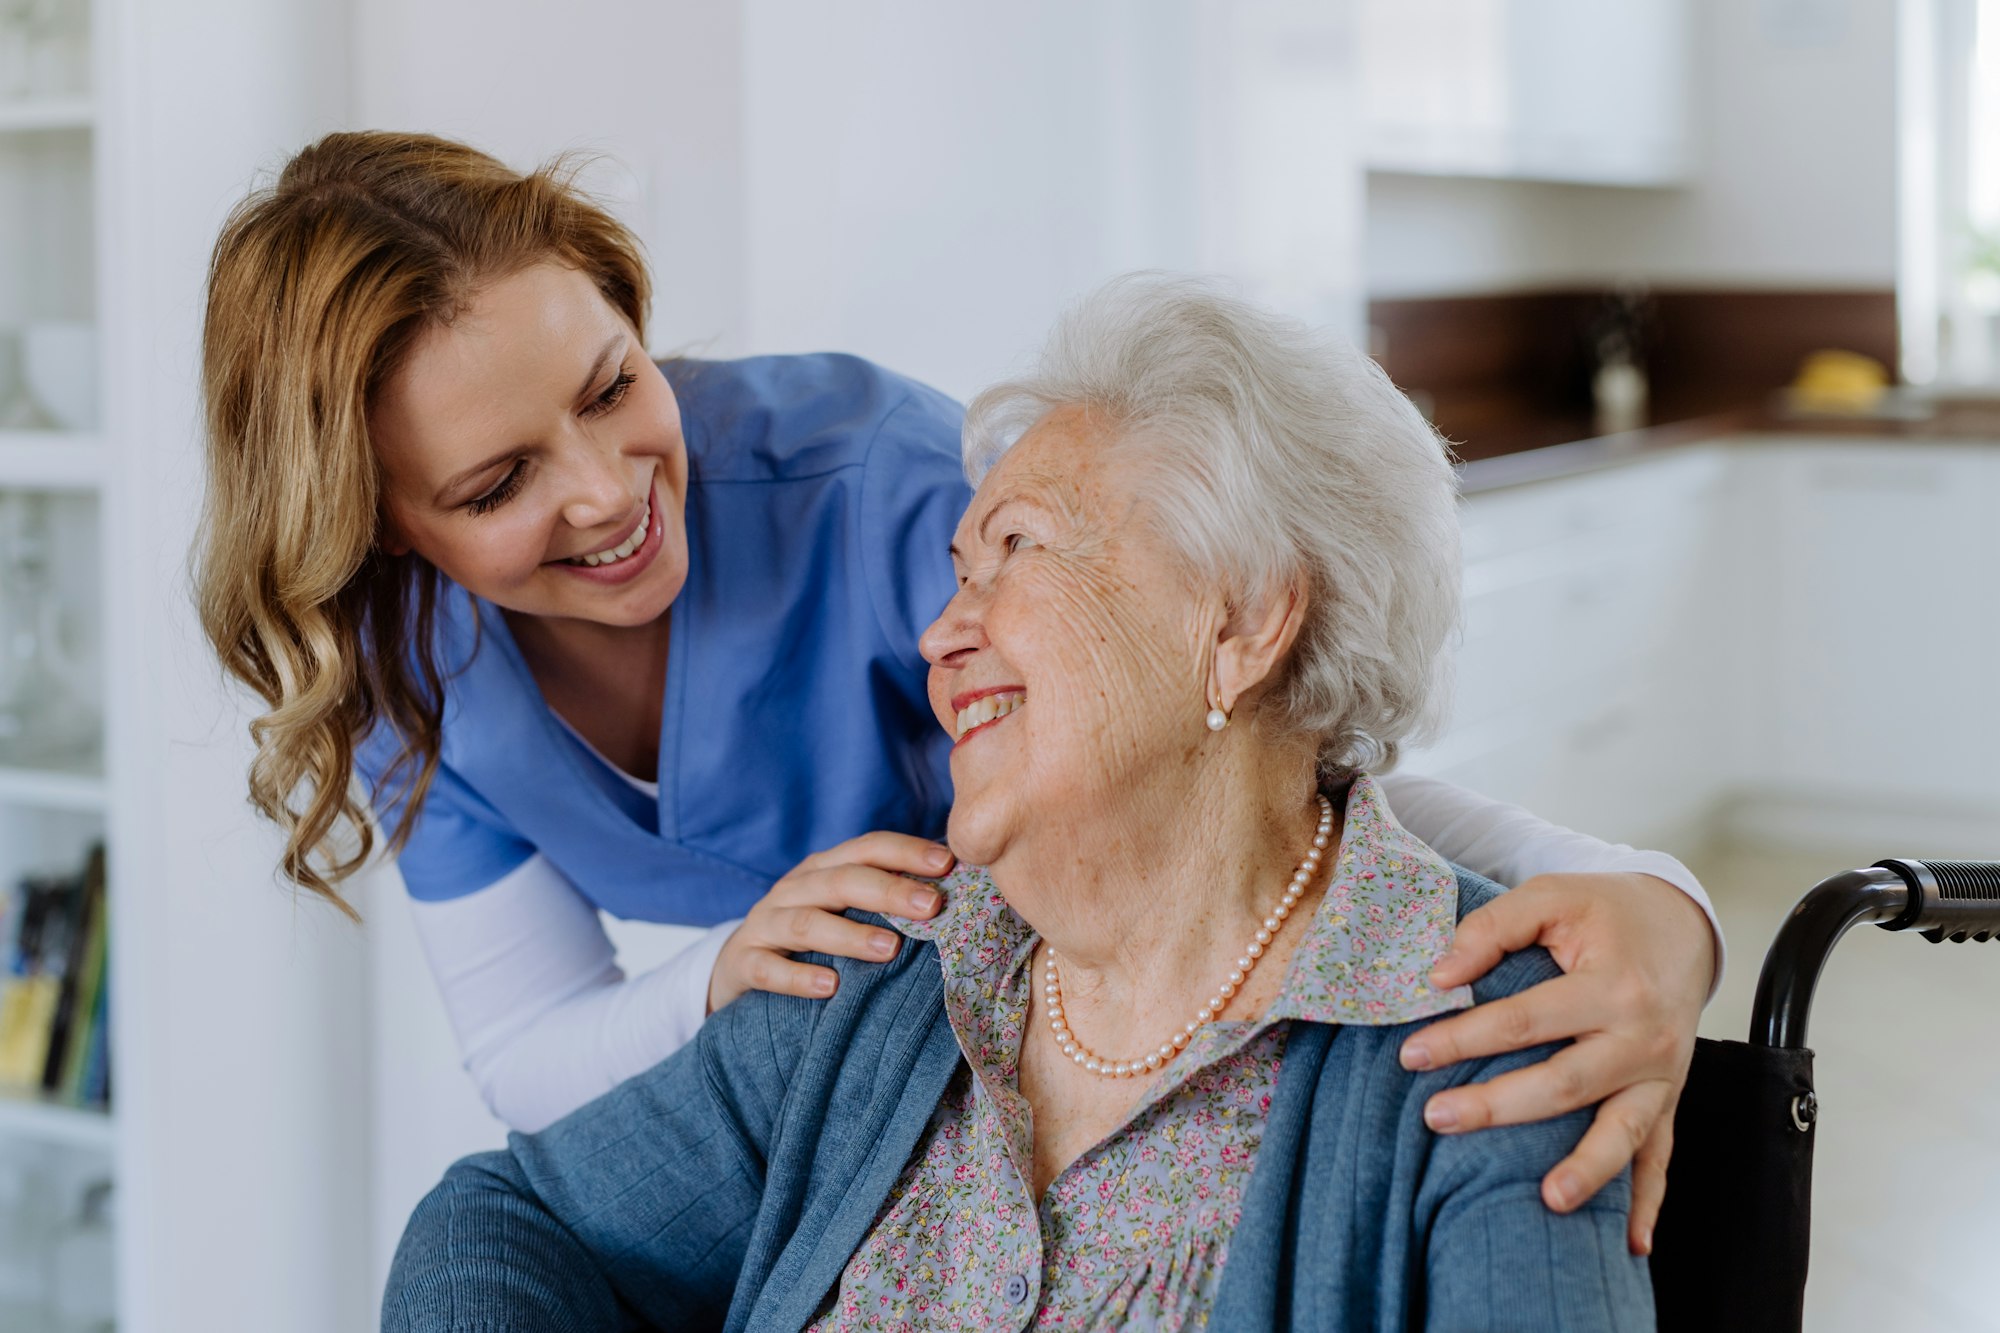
left=463, top=489, right=697, bottom=846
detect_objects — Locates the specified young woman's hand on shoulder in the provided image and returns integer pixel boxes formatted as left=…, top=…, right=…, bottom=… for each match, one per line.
left=707, top=831, right=952, bottom=1012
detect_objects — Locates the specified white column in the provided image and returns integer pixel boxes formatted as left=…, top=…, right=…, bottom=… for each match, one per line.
left=98, top=0, right=370, bottom=1328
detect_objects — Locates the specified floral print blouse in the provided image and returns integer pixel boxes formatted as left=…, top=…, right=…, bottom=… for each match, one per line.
left=804, top=774, right=1474, bottom=1332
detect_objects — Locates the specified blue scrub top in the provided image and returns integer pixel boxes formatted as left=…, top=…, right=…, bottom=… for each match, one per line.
left=358, top=354, right=971, bottom=925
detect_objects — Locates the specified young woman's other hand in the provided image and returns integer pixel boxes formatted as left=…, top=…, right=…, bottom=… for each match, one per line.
left=707, top=831, right=952, bottom=1012
left=1397, top=871, right=1716, bottom=1257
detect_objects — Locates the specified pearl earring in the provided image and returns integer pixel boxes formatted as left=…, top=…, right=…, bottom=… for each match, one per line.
left=1205, top=706, right=1230, bottom=732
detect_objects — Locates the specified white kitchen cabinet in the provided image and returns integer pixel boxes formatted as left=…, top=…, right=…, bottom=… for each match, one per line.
left=1358, top=0, right=1693, bottom=186
left=1762, top=442, right=2000, bottom=811
left=1403, top=437, right=2000, bottom=861
left=1403, top=447, right=1734, bottom=851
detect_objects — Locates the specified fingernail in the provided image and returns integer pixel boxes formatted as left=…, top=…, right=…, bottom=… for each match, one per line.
left=1637, top=1226, right=1654, bottom=1256
left=1424, top=1100, right=1458, bottom=1131
left=927, top=848, right=954, bottom=872
left=1549, top=1171, right=1577, bottom=1209
left=814, top=973, right=837, bottom=996
left=1400, top=1043, right=1432, bottom=1071
left=910, top=889, right=940, bottom=914
left=873, top=932, right=899, bottom=957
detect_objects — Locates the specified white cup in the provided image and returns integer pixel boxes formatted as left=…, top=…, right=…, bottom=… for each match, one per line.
left=24, top=323, right=95, bottom=431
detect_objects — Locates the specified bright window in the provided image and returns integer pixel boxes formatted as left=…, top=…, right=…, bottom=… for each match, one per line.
left=1901, top=0, right=2000, bottom=383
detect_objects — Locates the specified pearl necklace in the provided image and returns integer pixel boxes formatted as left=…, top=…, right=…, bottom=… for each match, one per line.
left=1043, top=792, right=1334, bottom=1080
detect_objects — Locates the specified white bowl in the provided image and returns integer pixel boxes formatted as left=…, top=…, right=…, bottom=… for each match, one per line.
left=24, top=324, right=96, bottom=431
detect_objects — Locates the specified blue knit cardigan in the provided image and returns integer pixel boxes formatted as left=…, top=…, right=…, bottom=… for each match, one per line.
left=383, top=871, right=1654, bottom=1331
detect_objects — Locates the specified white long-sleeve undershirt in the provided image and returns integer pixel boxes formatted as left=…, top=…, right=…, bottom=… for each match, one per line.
left=408, top=770, right=1724, bottom=1133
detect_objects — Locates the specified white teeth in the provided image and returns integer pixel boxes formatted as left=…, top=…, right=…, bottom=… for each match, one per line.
left=955, top=691, right=1025, bottom=739
left=568, top=501, right=651, bottom=568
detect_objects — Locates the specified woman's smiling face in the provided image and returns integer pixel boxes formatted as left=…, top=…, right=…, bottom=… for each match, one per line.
left=920, top=407, right=1220, bottom=867
left=369, top=262, right=691, bottom=628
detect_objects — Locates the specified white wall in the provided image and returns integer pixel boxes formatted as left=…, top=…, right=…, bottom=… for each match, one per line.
left=1366, top=174, right=1616, bottom=296
left=351, top=0, right=1366, bottom=398
left=737, top=1, right=1166, bottom=398
left=350, top=0, right=749, bottom=358
left=1366, top=0, right=1901, bottom=296
left=737, top=0, right=1366, bottom=396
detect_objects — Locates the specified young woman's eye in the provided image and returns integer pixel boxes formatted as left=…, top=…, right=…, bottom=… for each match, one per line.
left=583, top=370, right=637, bottom=419
left=466, top=460, right=528, bottom=516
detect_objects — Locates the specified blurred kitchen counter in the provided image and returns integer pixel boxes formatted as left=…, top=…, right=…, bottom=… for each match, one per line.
left=1358, top=286, right=1996, bottom=493
left=1456, top=399, right=2000, bottom=494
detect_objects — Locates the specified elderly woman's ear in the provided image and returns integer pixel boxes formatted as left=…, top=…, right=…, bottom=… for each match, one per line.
left=1206, top=581, right=1308, bottom=722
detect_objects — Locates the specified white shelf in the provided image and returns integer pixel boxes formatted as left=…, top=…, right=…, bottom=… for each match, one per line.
left=0, top=766, right=106, bottom=814
left=0, top=98, right=92, bottom=133
left=0, top=1088, right=112, bottom=1154
left=0, top=434, right=105, bottom=490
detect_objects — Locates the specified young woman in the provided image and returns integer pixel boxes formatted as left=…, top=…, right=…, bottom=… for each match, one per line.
left=196, top=131, right=1718, bottom=1253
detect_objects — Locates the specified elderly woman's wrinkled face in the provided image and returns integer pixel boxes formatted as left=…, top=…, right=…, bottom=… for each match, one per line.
left=921, top=407, right=1218, bottom=866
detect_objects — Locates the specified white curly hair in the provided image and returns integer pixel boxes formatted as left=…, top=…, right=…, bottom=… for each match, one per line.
left=962, top=273, right=1461, bottom=780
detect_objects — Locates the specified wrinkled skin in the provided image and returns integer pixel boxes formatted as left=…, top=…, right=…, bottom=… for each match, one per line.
left=922, top=406, right=1710, bottom=1241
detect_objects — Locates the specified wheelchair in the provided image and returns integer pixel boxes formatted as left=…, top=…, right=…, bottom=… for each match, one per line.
left=1649, top=858, right=2000, bottom=1331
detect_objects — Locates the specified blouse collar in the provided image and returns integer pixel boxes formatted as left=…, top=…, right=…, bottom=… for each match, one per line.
left=892, top=772, right=1473, bottom=1030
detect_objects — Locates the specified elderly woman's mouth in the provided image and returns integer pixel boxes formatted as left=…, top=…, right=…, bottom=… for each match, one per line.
left=954, top=688, right=1026, bottom=743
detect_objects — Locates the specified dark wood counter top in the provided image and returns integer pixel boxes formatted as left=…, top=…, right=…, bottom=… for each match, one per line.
left=1454, top=401, right=2000, bottom=495
left=1361, top=286, right=1984, bottom=493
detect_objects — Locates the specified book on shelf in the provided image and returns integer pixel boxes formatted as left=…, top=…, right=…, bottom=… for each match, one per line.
left=0, top=843, right=108, bottom=1111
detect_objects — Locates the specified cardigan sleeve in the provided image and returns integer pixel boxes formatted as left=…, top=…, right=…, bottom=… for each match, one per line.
left=380, top=978, right=820, bottom=1332
left=1420, top=1144, right=1652, bottom=1330
left=1413, top=953, right=1656, bottom=1330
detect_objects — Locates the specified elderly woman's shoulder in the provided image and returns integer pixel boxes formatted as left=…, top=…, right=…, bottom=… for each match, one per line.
left=1448, top=865, right=1563, bottom=1004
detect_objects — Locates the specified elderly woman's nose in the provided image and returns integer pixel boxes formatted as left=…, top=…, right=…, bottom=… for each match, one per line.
left=920, top=586, right=989, bottom=667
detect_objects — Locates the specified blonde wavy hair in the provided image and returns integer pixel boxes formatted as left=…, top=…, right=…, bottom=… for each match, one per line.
left=196, top=130, right=651, bottom=917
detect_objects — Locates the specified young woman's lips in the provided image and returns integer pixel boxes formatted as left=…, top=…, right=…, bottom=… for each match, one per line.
left=553, top=478, right=663, bottom=586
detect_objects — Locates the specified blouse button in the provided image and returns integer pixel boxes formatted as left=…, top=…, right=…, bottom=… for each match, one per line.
left=1002, top=1272, right=1031, bottom=1307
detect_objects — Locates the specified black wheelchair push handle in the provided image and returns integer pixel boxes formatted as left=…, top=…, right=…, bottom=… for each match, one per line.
left=1872, top=858, right=2000, bottom=942
left=1750, top=859, right=2000, bottom=1051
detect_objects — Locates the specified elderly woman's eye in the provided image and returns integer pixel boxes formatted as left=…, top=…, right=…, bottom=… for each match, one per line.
left=1004, top=532, right=1037, bottom=555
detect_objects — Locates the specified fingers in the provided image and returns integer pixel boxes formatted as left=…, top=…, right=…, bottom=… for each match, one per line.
left=756, top=904, right=905, bottom=966
left=1624, top=1113, right=1675, bottom=1255
left=714, top=832, right=954, bottom=1011
left=1400, top=972, right=1592, bottom=1073
left=736, top=952, right=842, bottom=1001
left=1535, top=1081, right=1672, bottom=1226
left=800, top=830, right=955, bottom=880
left=715, top=907, right=908, bottom=1008
left=774, top=862, right=943, bottom=920
left=708, top=928, right=846, bottom=1011
left=1419, top=1027, right=1648, bottom=1134
left=1428, top=878, right=1574, bottom=989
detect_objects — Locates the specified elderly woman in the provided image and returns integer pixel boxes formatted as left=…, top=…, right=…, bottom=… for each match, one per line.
left=385, top=277, right=1654, bottom=1330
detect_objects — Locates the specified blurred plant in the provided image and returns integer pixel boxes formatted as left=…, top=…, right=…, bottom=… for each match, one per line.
left=1588, top=281, right=1657, bottom=371
left=1962, top=226, right=2000, bottom=313
left=0, top=0, right=86, bottom=99
left=0, top=493, right=97, bottom=768
left=1968, top=228, right=2000, bottom=277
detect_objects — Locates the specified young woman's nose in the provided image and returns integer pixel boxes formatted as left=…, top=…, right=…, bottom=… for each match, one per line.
left=920, top=583, right=989, bottom=668
left=557, top=436, right=638, bottom=532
